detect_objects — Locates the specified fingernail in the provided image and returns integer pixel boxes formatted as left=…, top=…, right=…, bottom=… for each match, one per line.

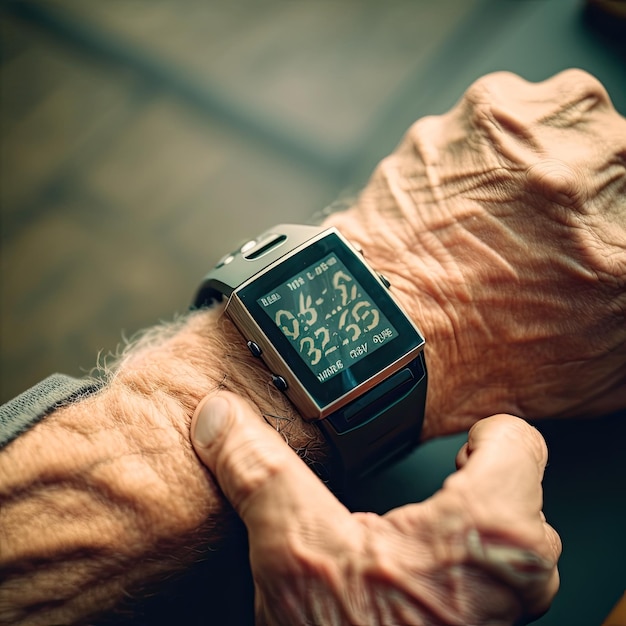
left=193, top=395, right=231, bottom=447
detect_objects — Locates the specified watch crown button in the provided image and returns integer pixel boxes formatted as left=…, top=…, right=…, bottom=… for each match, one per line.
left=272, top=375, right=288, bottom=392
left=379, top=273, right=391, bottom=289
left=247, top=340, right=262, bottom=358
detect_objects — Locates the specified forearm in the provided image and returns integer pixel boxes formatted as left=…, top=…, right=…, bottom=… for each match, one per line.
left=0, top=201, right=446, bottom=623
left=0, top=307, right=324, bottom=625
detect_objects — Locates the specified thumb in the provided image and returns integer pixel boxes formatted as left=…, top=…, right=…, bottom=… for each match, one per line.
left=191, top=391, right=342, bottom=526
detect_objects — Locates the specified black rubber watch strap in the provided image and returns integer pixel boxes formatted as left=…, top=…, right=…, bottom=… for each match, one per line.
left=317, top=353, right=427, bottom=490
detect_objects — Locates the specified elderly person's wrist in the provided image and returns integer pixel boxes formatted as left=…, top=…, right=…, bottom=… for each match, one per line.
left=112, top=306, right=325, bottom=461
left=0, top=306, right=324, bottom=625
left=322, top=200, right=481, bottom=441
left=324, top=69, right=626, bottom=436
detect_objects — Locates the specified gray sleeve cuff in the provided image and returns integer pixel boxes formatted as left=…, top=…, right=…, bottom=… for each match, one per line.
left=0, top=374, right=104, bottom=450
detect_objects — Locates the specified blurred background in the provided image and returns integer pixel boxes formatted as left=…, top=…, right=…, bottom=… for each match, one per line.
left=1, top=0, right=625, bottom=624
left=1, top=0, right=483, bottom=401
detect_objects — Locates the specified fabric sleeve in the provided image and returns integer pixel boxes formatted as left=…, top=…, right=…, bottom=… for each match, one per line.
left=0, top=374, right=104, bottom=450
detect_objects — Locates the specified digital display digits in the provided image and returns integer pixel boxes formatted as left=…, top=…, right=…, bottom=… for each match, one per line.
left=258, top=254, right=398, bottom=382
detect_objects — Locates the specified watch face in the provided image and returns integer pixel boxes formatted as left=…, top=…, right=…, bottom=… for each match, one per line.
left=238, top=232, right=424, bottom=410
left=257, top=253, right=399, bottom=383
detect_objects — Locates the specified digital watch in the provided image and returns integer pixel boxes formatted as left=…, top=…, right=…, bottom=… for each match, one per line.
left=194, top=224, right=427, bottom=487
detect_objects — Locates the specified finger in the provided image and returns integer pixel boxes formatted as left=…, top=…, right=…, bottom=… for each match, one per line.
left=450, top=415, right=549, bottom=519
left=455, top=441, right=470, bottom=470
left=454, top=415, right=545, bottom=472
left=191, top=391, right=347, bottom=531
left=393, top=417, right=550, bottom=535
left=446, top=415, right=562, bottom=564
left=386, top=415, right=561, bottom=621
left=447, top=416, right=562, bottom=616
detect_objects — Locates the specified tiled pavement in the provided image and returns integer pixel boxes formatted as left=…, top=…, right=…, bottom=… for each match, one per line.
left=1, top=0, right=478, bottom=402
left=4, top=1, right=622, bottom=405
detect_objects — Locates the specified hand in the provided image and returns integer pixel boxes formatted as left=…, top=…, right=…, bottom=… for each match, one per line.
left=325, top=68, right=626, bottom=439
left=191, top=391, right=561, bottom=626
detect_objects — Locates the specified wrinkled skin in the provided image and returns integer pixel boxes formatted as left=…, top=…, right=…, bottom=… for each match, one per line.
left=327, top=68, right=626, bottom=439
left=192, top=393, right=561, bottom=626
left=3, top=70, right=621, bottom=626
left=191, top=70, right=625, bottom=625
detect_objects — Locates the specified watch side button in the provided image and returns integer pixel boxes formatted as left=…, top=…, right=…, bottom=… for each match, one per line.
left=378, top=274, right=391, bottom=289
left=215, top=253, right=235, bottom=269
left=272, top=375, right=288, bottom=392
left=240, top=239, right=257, bottom=254
left=244, top=234, right=287, bottom=260
left=247, top=340, right=263, bottom=358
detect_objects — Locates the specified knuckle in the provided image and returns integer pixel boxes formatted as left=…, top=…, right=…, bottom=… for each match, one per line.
left=402, top=114, right=444, bottom=160
left=554, top=68, right=610, bottom=104
left=468, top=415, right=549, bottom=471
left=525, top=159, right=587, bottom=210
left=216, top=436, right=285, bottom=511
left=260, top=532, right=337, bottom=588
left=546, top=522, right=563, bottom=559
left=496, top=415, right=549, bottom=467
left=463, top=71, right=524, bottom=107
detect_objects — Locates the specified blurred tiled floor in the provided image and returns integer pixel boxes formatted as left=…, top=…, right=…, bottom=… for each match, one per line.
left=0, top=0, right=478, bottom=402
left=2, top=3, right=626, bottom=625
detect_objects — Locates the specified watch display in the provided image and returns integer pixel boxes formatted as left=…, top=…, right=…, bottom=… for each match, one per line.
left=258, top=253, right=399, bottom=383
left=194, top=224, right=427, bottom=484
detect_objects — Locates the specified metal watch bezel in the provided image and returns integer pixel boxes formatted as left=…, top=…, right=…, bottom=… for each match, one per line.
left=223, top=228, right=425, bottom=421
